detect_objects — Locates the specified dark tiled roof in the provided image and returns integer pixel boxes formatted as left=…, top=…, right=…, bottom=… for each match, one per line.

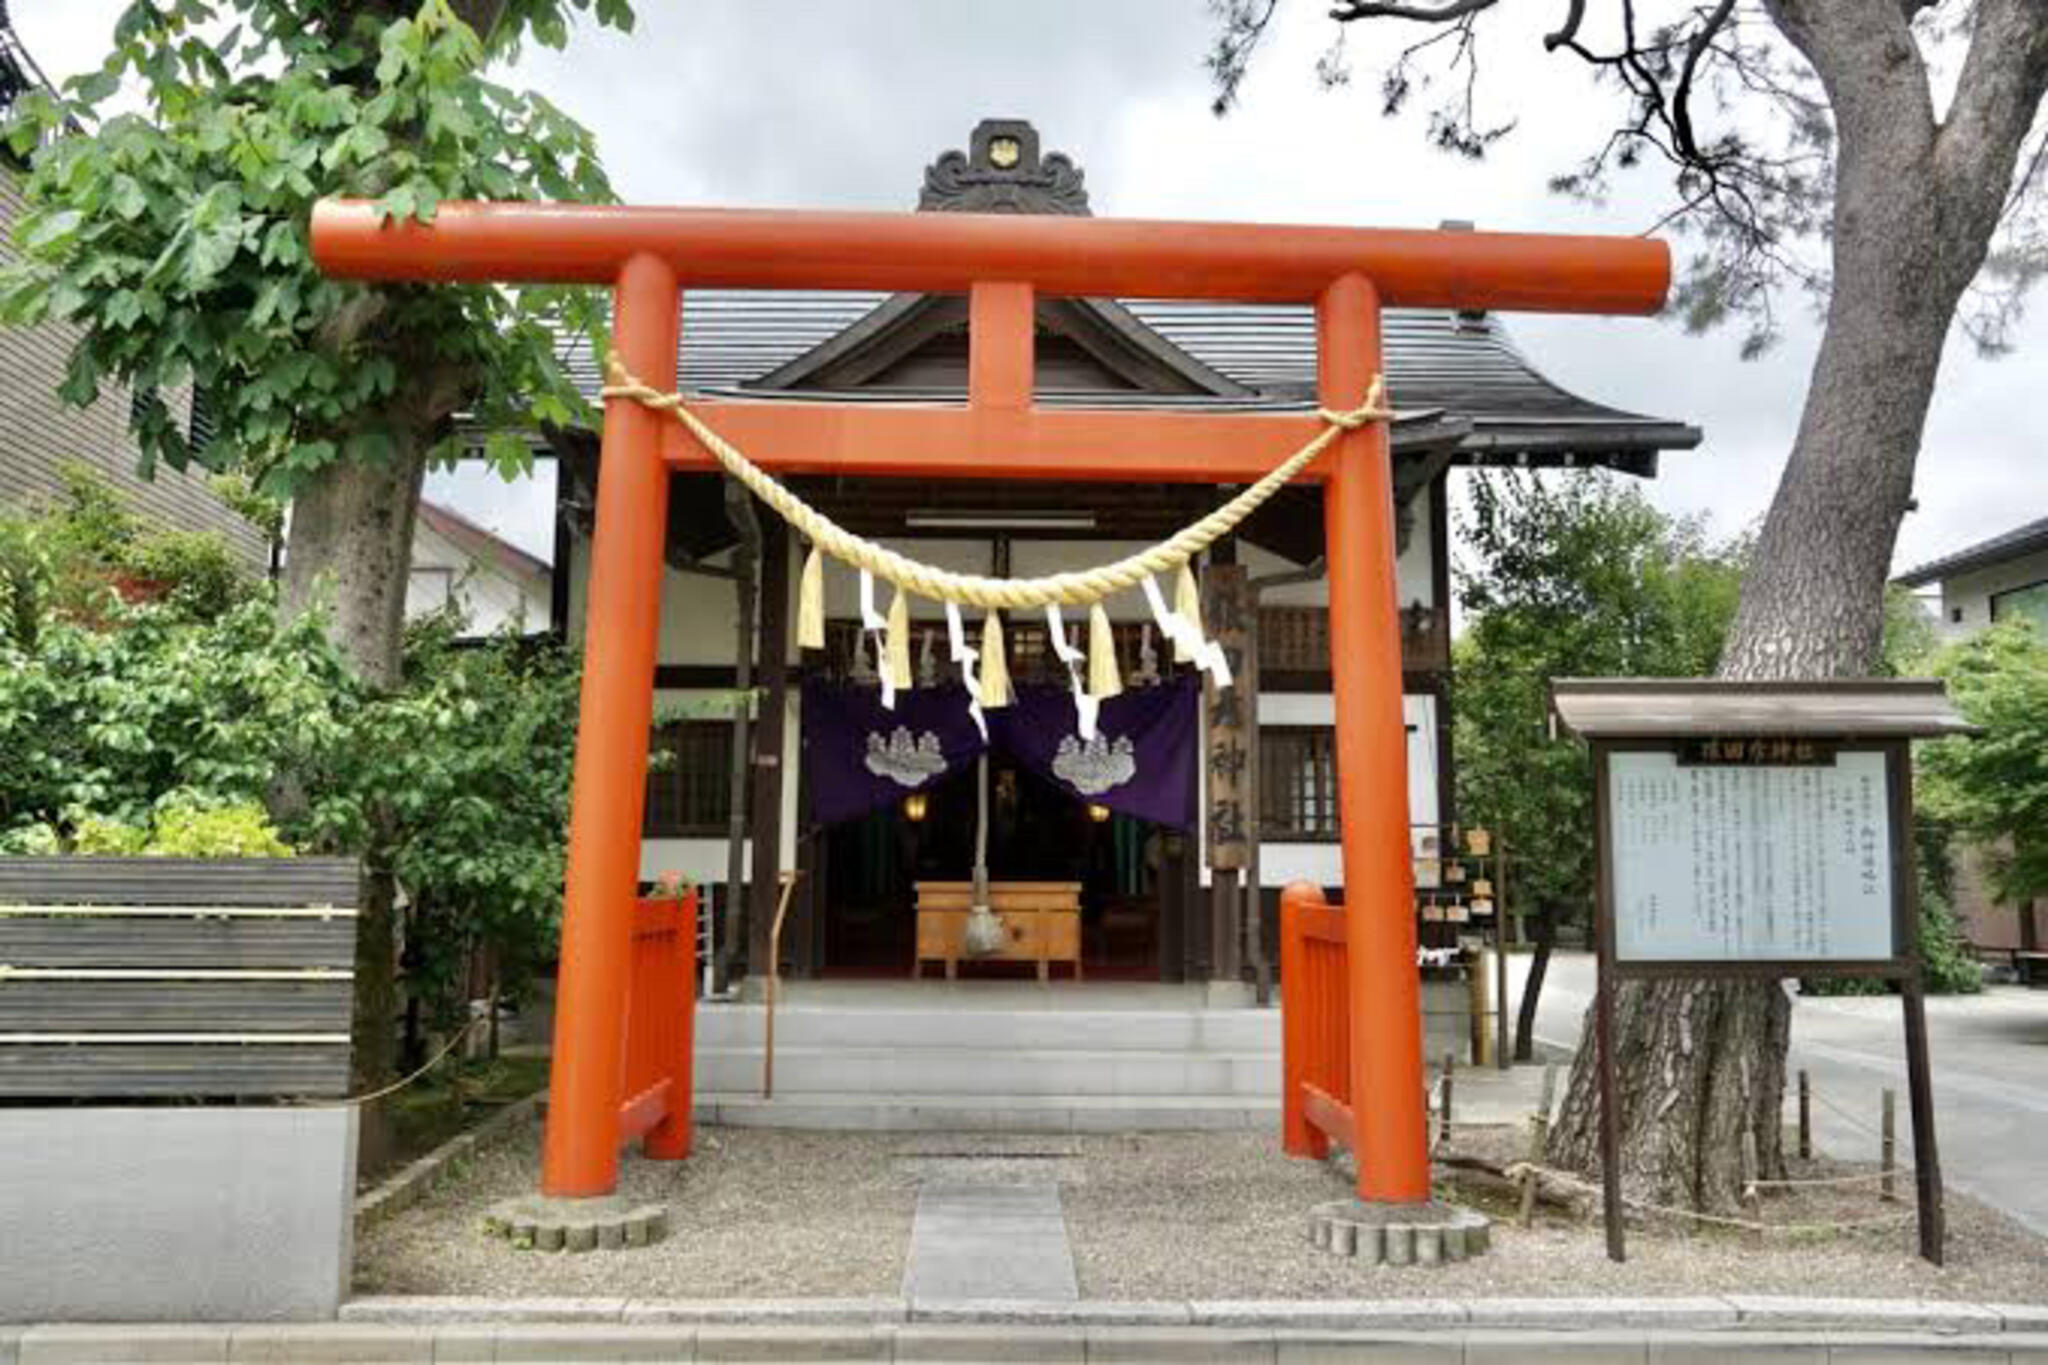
left=558, top=291, right=1699, bottom=469
left=1894, top=515, right=2048, bottom=587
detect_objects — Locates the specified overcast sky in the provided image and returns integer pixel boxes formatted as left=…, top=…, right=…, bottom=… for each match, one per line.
left=18, top=1, right=2044, bottom=573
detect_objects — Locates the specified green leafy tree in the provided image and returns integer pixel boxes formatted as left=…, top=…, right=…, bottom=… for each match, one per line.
left=0, top=0, right=623, bottom=685
left=305, top=612, right=583, bottom=1049
left=1920, top=620, right=2048, bottom=916
left=1452, top=472, right=1745, bottom=1058
left=0, top=0, right=631, bottom=1087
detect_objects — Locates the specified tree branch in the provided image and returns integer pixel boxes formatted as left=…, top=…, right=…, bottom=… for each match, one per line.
left=1328, top=0, right=1498, bottom=19
left=1544, top=0, right=1586, bottom=52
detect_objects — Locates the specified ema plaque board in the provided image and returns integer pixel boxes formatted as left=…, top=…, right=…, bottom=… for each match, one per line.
left=1606, top=748, right=1893, bottom=963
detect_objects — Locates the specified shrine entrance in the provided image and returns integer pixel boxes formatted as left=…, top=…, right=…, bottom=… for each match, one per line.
left=311, top=194, right=1669, bottom=1215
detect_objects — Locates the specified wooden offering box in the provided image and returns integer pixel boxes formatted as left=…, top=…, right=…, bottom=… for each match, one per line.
left=914, top=881, right=1083, bottom=982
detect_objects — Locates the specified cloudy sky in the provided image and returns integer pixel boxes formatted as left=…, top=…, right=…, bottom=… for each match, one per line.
left=19, top=1, right=2044, bottom=574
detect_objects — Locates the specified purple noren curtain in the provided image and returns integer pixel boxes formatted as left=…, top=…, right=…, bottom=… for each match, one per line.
left=802, top=676, right=1198, bottom=831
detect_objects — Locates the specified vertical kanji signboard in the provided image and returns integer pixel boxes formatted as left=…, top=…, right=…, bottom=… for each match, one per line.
left=1551, top=679, right=1978, bottom=1266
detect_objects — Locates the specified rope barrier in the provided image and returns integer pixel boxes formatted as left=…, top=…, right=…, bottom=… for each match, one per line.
left=1503, top=1161, right=1919, bottom=1236
left=601, top=358, right=1390, bottom=611
left=295, top=1014, right=485, bottom=1108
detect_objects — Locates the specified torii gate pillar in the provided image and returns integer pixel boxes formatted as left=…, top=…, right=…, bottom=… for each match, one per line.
left=310, top=199, right=1669, bottom=1210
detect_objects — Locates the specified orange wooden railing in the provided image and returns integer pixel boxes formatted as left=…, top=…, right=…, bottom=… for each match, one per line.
left=618, top=891, right=696, bottom=1159
left=1280, top=882, right=1354, bottom=1159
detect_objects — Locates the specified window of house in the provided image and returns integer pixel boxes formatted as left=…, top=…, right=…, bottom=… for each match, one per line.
left=645, top=721, right=734, bottom=837
left=1990, top=581, right=2048, bottom=633
left=1261, top=726, right=1339, bottom=842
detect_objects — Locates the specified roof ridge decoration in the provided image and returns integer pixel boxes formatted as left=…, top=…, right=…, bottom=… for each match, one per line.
left=919, top=118, right=1090, bottom=216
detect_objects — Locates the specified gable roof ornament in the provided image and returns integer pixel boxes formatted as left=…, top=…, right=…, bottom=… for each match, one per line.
left=919, top=118, right=1090, bottom=216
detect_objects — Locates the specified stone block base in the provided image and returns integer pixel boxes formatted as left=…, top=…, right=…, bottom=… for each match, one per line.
left=484, top=1194, right=670, bottom=1253
left=1307, top=1198, right=1492, bottom=1265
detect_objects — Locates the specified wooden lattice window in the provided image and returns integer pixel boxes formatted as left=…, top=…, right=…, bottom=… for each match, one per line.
left=645, top=721, right=733, bottom=837
left=1261, top=726, right=1339, bottom=842
left=1258, top=606, right=1330, bottom=673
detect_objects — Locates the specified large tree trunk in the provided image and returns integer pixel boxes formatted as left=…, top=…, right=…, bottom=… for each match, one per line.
left=1550, top=0, right=2048, bottom=1210
left=281, top=434, right=430, bottom=1097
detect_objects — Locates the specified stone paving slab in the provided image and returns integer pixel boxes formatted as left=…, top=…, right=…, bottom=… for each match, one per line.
left=622, top=1298, right=907, bottom=1325
left=1189, top=1301, right=1467, bottom=1330
left=900, top=1183, right=1079, bottom=1302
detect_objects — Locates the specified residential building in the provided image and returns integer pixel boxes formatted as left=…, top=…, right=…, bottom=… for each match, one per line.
left=1896, top=515, right=2048, bottom=958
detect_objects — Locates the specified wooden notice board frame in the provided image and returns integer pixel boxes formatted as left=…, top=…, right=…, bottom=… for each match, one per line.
left=1553, top=678, right=1979, bottom=1268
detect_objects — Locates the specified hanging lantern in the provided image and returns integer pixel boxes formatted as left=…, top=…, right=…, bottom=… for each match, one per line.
left=904, top=791, right=929, bottom=823
left=1088, top=803, right=1112, bottom=823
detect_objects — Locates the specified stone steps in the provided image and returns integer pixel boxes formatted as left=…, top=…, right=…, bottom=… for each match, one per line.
left=694, top=1045, right=1278, bottom=1097
left=692, top=1090, right=1277, bottom=1132
left=693, top=1005, right=1280, bottom=1053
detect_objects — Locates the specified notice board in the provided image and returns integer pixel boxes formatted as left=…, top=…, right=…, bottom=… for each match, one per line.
left=1606, top=748, right=1895, bottom=964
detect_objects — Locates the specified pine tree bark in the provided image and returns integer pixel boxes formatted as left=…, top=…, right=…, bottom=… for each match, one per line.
left=1549, top=0, right=2048, bottom=1210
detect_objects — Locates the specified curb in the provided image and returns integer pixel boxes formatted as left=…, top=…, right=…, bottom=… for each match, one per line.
left=337, top=1294, right=2048, bottom=1334
left=352, top=1090, right=546, bottom=1232
left=6, top=1319, right=2047, bottom=1363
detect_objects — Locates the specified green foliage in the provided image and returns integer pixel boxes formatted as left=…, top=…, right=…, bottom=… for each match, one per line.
left=0, top=579, right=583, bottom=1040
left=0, top=0, right=628, bottom=496
left=65, top=794, right=294, bottom=857
left=1917, top=620, right=2048, bottom=910
left=1452, top=472, right=1746, bottom=926
left=0, top=595, right=355, bottom=833
left=305, top=610, right=584, bottom=1014
left=0, top=463, right=256, bottom=642
left=149, top=795, right=296, bottom=857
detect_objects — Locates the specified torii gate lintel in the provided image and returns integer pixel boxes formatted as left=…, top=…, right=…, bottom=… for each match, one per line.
left=310, top=200, right=1668, bottom=1209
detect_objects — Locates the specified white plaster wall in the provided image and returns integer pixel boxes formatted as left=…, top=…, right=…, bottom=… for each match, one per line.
left=1936, top=546, right=2048, bottom=640
left=1253, top=691, right=1439, bottom=890
left=407, top=521, right=548, bottom=635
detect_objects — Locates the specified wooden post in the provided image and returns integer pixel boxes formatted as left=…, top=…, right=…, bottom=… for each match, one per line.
left=1797, top=1070, right=1812, bottom=1161
left=1437, top=1050, right=1455, bottom=1148
left=1741, top=1129, right=1763, bottom=1245
left=746, top=519, right=791, bottom=982
left=1495, top=838, right=1511, bottom=1071
left=1204, top=559, right=1251, bottom=987
left=540, top=254, right=678, bottom=1199
left=1516, top=1062, right=1557, bottom=1228
left=1881, top=1087, right=1897, bottom=1202
left=762, top=872, right=800, bottom=1100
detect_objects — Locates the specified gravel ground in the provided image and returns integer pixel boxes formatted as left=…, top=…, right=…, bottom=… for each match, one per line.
left=355, top=1120, right=2048, bottom=1302
left=354, top=1122, right=916, bottom=1298
left=1063, top=1128, right=2048, bottom=1301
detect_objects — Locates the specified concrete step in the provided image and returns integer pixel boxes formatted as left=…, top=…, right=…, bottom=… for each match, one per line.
left=694, top=1090, right=1279, bottom=1132
left=694, top=1045, right=1278, bottom=1098
left=693, top=1005, right=1280, bottom=1053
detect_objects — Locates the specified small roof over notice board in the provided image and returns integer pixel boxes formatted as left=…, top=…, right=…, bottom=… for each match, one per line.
left=1549, top=678, right=1979, bottom=740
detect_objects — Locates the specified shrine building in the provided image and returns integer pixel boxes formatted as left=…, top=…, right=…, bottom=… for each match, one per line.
left=542, top=119, right=1701, bottom=993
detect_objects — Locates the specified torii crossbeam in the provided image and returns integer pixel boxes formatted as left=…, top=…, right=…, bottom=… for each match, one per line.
left=312, top=199, right=1668, bottom=1209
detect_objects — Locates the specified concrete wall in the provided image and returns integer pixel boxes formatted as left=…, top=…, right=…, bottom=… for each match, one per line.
left=0, top=1107, right=357, bottom=1322
left=1933, top=545, right=2048, bottom=641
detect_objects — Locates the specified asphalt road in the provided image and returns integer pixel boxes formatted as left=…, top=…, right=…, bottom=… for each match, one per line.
left=1514, top=950, right=2048, bottom=1235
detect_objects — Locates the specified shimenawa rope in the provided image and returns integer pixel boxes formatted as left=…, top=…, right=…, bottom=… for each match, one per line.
left=600, top=357, right=1389, bottom=613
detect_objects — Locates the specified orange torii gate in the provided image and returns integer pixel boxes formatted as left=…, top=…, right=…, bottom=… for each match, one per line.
left=311, top=200, right=1668, bottom=1209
